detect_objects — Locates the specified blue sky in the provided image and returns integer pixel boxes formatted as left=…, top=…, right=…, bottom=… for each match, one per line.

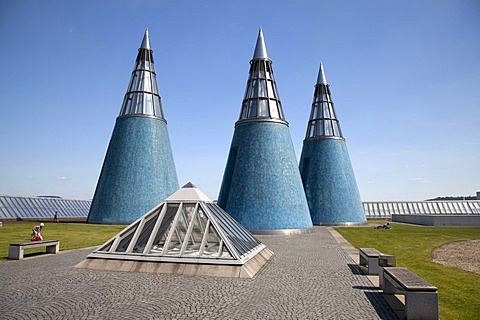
left=1, top=0, right=479, bottom=201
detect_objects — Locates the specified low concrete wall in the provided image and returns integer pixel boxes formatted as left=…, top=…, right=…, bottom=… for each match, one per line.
left=76, top=247, right=274, bottom=279
left=392, top=214, right=480, bottom=226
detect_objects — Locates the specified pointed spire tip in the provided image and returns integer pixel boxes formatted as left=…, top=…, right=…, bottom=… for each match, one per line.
left=317, top=63, right=328, bottom=85
left=252, top=27, right=269, bottom=60
left=140, top=28, right=151, bottom=50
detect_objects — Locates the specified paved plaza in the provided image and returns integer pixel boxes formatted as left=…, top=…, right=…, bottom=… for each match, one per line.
left=0, top=227, right=397, bottom=319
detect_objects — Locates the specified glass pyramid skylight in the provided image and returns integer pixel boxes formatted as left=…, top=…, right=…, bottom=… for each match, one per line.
left=88, top=183, right=267, bottom=265
left=238, top=28, right=286, bottom=123
left=305, top=63, right=343, bottom=139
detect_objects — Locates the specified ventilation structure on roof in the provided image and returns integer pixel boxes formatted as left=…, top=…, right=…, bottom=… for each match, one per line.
left=78, top=183, right=273, bottom=278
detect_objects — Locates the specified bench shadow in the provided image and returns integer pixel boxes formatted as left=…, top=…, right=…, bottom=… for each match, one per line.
left=347, top=263, right=363, bottom=275
left=23, top=252, right=51, bottom=258
left=362, top=290, right=399, bottom=320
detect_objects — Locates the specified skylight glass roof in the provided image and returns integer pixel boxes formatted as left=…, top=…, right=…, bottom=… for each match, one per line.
left=89, top=183, right=266, bottom=265
left=363, top=200, right=480, bottom=218
left=0, top=196, right=90, bottom=219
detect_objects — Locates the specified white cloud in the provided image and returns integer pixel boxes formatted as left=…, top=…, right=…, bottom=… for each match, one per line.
left=410, top=177, right=430, bottom=184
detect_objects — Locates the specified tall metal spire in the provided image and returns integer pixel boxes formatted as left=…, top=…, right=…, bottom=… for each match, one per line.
left=238, top=28, right=286, bottom=124
left=118, top=29, right=165, bottom=119
left=305, top=63, right=343, bottom=140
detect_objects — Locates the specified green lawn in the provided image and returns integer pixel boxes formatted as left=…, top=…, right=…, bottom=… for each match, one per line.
left=335, top=221, right=480, bottom=320
left=0, top=221, right=124, bottom=259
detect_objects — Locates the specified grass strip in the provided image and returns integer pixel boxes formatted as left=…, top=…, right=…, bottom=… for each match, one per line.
left=0, top=221, right=124, bottom=259
left=335, top=221, right=480, bottom=320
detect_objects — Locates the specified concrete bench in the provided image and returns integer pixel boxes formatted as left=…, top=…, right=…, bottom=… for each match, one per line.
left=8, top=240, right=60, bottom=260
left=382, top=267, right=438, bottom=320
left=359, top=247, right=396, bottom=275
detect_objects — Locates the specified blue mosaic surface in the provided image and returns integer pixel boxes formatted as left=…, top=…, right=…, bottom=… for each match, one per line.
left=87, top=116, right=179, bottom=224
left=299, top=138, right=366, bottom=225
left=218, top=121, right=313, bottom=231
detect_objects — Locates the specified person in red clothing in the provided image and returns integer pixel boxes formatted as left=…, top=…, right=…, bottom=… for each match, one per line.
left=31, top=222, right=44, bottom=241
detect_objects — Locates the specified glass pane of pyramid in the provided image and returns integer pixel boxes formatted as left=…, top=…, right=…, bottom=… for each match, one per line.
left=183, top=206, right=207, bottom=257
left=149, top=205, right=178, bottom=254
left=98, top=239, right=114, bottom=252
left=115, top=222, right=139, bottom=252
left=131, top=210, right=161, bottom=253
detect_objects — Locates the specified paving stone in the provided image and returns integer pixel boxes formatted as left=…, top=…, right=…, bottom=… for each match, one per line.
left=0, top=227, right=397, bottom=319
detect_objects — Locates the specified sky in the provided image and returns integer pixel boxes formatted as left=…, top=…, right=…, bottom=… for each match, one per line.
left=0, top=0, right=479, bottom=201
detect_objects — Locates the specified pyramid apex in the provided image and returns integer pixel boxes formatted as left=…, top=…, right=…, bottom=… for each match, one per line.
left=166, top=184, right=211, bottom=202
left=252, top=27, right=269, bottom=60
left=182, top=182, right=197, bottom=188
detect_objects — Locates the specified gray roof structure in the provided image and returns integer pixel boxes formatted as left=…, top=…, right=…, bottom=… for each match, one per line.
left=0, top=195, right=91, bottom=220
left=363, top=200, right=480, bottom=218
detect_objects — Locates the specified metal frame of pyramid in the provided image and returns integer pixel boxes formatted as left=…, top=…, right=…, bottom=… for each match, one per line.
left=79, top=183, right=273, bottom=278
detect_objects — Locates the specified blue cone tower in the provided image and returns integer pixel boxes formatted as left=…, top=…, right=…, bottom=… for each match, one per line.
left=217, top=29, right=313, bottom=234
left=299, top=64, right=366, bottom=225
left=87, top=30, right=179, bottom=224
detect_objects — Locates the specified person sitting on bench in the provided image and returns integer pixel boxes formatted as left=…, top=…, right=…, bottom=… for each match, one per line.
left=31, top=223, right=44, bottom=241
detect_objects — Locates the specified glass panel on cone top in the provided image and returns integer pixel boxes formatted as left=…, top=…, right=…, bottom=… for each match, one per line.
left=238, top=28, right=286, bottom=124
left=305, top=63, right=343, bottom=139
left=119, top=29, right=165, bottom=119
